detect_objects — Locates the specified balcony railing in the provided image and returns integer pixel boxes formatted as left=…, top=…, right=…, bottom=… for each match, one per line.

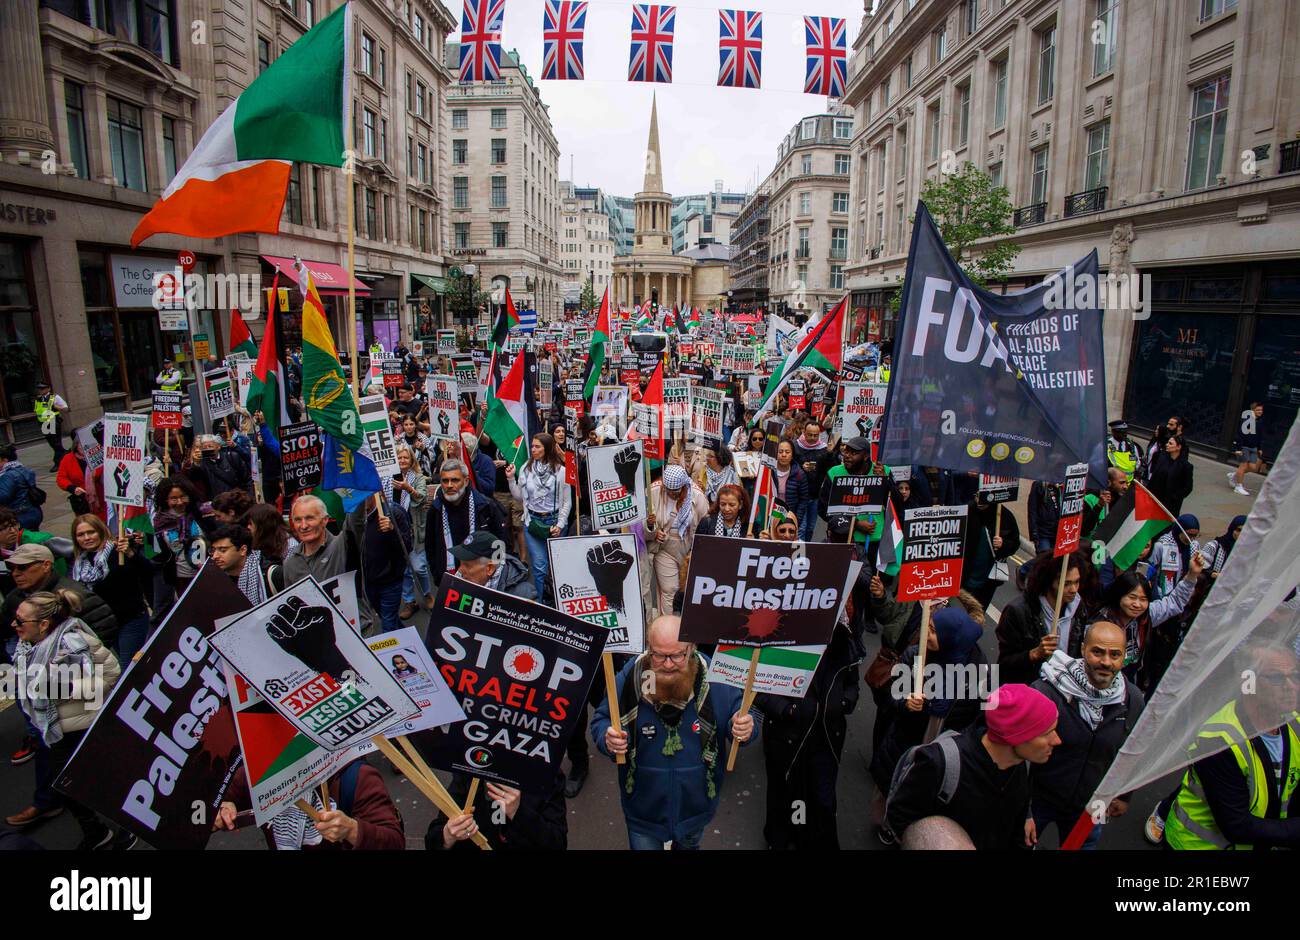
left=1281, top=139, right=1300, bottom=175
left=1014, top=202, right=1047, bottom=227
left=795, top=248, right=810, bottom=259
left=1064, top=186, right=1107, bottom=218
left=869, top=246, right=881, bottom=259
left=829, top=249, right=848, bottom=261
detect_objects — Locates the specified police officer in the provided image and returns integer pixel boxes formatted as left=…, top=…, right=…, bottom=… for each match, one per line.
left=1106, top=420, right=1142, bottom=482
left=156, top=359, right=183, bottom=391
left=33, top=381, right=69, bottom=471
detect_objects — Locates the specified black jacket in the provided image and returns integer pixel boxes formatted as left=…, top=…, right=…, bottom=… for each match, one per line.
left=1027, top=481, right=1060, bottom=547
left=426, top=770, right=567, bottom=851
left=81, top=550, right=153, bottom=624
left=995, top=592, right=1050, bottom=686
left=757, top=622, right=864, bottom=774
left=961, top=501, right=1020, bottom=593
left=1029, top=675, right=1145, bottom=817
left=190, top=447, right=252, bottom=500
left=424, top=490, right=507, bottom=579
left=1145, top=452, right=1194, bottom=516
left=364, top=502, right=412, bottom=587
left=884, top=722, right=1029, bottom=850
left=0, top=572, right=119, bottom=650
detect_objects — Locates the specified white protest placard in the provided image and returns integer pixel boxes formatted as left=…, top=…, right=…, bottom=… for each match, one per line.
left=359, top=393, right=401, bottom=478
left=707, top=644, right=826, bottom=699
left=663, top=378, right=691, bottom=437
left=101, top=412, right=148, bottom=507
left=77, top=423, right=104, bottom=472
left=689, top=385, right=726, bottom=443
left=204, top=367, right=236, bottom=421
left=586, top=440, right=646, bottom=529
left=548, top=534, right=646, bottom=654
left=366, top=627, right=466, bottom=734
left=538, top=359, right=553, bottom=407
left=592, top=385, right=628, bottom=433
left=210, top=577, right=421, bottom=751
left=231, top=359, right=255, bottom=408
left=436, top=329, right=458, bottom=355
left=835, top=382, right=888, bottom=440
left=423, top=374, right=461, bottom=442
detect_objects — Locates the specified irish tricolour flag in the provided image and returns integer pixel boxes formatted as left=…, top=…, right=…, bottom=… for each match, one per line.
left=1092, top=481, right=1177, bottom=570
left=130, top=4, right=348, bottom=246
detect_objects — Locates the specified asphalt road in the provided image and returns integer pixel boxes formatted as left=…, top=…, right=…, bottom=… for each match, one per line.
left=0, top=568, right=1177, bottom=851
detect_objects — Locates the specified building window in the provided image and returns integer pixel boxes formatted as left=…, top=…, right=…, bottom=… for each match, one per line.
left=312, top=167, right=325, bottom=225
left=65, top=81, right=89, bottom=179
left=956, top=83, right=971, bottom=147
left=257, top=36, right=272, bottom=74
left=303, top=0, right=314, bottom=25
left=1036, top=25, right=1056, bottom=106
left=362, top=32, right=374, bottom=76
left=989, top=161, right=1003, bottom=189
left=897, top=127, right=908, bottom=178
left=413, top=12, right=424, bottom=44
left=493, top=222, right=508, bottom=247
left=834, top=118, right=853, bottom=139
left=933, top=25, right=947, bottom=63
left=964, top=0, right=979, bottom=36
left=877, top=140, right=888, bottom=187
left=452, top=108, right=467, bottom=129
left=453, top=176, right=468, bottom=208
left=894, top=201, right=905, bottom=248
left=1085, top=121, right=1110, bottom=190
left=1093, top=0, right=1117, bottom=76
left=881, top=78, right=891, bottom=108
left=797, top=227, right=809, bottom=257
left=362, top=109, right=375, bottom=157
left=801, top=118, right=817, bottom=140
left=875, top=209, right=884, bottom=244
left=107, top=97, right=146, bottom=191
left=991, top=57, right=1008, bottom=128
left=414, top=81, right=427, bottom=118
left=364, top=188, right=376, bottom=239
left=830, top=227, right=847, bottom=259
left=797, top=264, right=808, bottom=284
left=1031, top=145, right=1050, bottom=204
left=380, top=117, right=388, bottom=163
left=417, top=144, right=428, bottom=183
left=799, top=191, right=811, bottom=215
left=1186, top=75, right=1230, bottom=191
left=833, top=192, right=849, bottom=213
left=801, top=154, right=813, bottom=174
left=378, top=47, right=386, bottom=87
left=286, top=163, right=303, bottom=224
left=491, top=108, right=507, bottom=129
left=492, top=138, right=506, bottom=163
left=904, top=55, right=913, bottom=88
left=830, top=264, right=844, bottom=289
left=491, top=175, right=507, bottom=208
left=834, top=153, right=850, bottom=175
left=454, top=221, right=469, bottom=249
left=453, top=139, right=467, bottom=164
left=927, top=102, right=941, bottom=161
left=1199, top=0, right=1237, bottom=22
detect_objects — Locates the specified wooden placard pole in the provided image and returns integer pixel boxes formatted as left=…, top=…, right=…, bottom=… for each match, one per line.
left=913, top=600, right=934, bottom=698
left=163, top=427, right=171, bottom=477
left=294, top=799, right=322, bottom=822
left=603, top=653, right=625, bottom=765
left=1050, top=554, right=1069, bottom=637
left=994, top=508, right=1002, bottom=541
left=373, top=734, right=491, bottom=851
left=463, top=778, right=480, bottom=815
left=318, top=781, right=330, bottom=811
left=117, top=515, right=126, bottom=566
left=725, top=645, right=763, bottom=771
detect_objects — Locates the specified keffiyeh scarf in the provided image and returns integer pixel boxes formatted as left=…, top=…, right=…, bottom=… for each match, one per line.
left=270, top=788, right=330, bottom=851
left=72, top=543, right=113, bottom=585
left=1039, top=649, right=1125, bottom=729
left=15, top=617, right=98, bottom=746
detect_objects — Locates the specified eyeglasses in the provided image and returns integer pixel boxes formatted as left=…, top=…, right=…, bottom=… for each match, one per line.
left=648, top=651, right=688, bottom=665
left=12, top=617, right=43, bottom=626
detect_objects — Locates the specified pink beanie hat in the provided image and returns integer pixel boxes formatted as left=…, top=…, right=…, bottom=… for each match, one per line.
left=985, top=683, right=1057, bottom=747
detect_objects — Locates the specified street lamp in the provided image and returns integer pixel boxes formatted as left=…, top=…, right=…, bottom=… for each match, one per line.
left=462, top=262, right=482, bottom=327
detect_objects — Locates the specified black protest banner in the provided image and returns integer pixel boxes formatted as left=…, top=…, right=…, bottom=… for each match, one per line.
left=678, top=536, right=855, bottom=647
left=880, top=201, right=1107, bottom=484
left=825, top=472, right=889, bottom=516
left=421, top=574, right=603, bottom=790
left=896, top=505, right=969, bottom=602
left=978, top=473, right=1020, bottom=504
left=280, top=420, right=323, bottom=497
left=1054, top=461, right=1089, bottom=556
left=54, top=564, right=250, bottom=849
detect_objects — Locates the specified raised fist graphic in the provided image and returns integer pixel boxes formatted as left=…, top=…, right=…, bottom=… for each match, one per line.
left=266, top=595, right=350, bottom=681
left=855, top=415, right=873, bottom=438
left=613, top=445, right=641, bottom=495
left=437, top=411, right=451, bottom=436
left=586, top=540, right=634, bottom=613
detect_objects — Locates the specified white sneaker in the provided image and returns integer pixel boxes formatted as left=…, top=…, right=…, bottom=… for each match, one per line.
left=1234, top=485, right=1250, bottom=496
left=1226, top=471, right=1236, bottom=488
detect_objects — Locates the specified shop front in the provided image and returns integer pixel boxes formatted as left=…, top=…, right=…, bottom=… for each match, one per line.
left=410, top=272, right=447, bottom=340
left=0, top=237, right=48, bottom=443
left=1125, top=261, right=1300, bottom=458
left=261, top=254, right=370, bottom=360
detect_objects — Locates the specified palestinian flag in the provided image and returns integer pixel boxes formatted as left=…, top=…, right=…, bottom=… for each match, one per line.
left=876, top=497, right=904, bottom=576
left=640, top=359, right=664, bottom=460
left=663, top=305, right=677, bottom=333
left=229, top=308, right=258, bottom=360
left=130, top=4, right=347, bottom=246
left=483, top=351, right=530, bottom=470
left=683, top=308, right=701, bottom=333
left=107, top=503, right=160, bottom=559
left=582, top=286, right=611, bottom=401
left=747, top=463, right=777, bottom=535
left=300, top=264, right=362, bottom=450
left=751, top=297, right=845, bottom=424
left=714, top=643, right=822, bottom=675
left=246, top=310, right=291, bottom=451
left=503, top=287, right=520, bottom=330
left=1092, top=482, right=1177, bottom=570
left=635, top=304, right=652, bottom=329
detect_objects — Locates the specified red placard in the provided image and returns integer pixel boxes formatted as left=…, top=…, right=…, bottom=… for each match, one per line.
left=895, top=505, right=968, bottom=602
left=564, top=450, right=578, bottom=487
left=1053, top=463, right=1090, bottom=556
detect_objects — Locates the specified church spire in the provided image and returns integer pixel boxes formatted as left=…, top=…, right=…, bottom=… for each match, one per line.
left=643, top=92, right=664, bottom=192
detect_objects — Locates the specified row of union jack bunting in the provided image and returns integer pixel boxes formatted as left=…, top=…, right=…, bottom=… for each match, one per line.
left=459, top=1, right=848, bottom=96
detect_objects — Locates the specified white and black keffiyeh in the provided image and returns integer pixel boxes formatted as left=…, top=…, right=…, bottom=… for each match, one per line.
left=237, top=549, right=269, bottom=606
left=440, top=494, right=476, bottom=572
left=713, top=516, right=742, bottom=537
left=72, top=543, right=113, bottom=585
left=1039, top=649, right=1125, bottom=729
left=270, top=788, right=330, bottom=851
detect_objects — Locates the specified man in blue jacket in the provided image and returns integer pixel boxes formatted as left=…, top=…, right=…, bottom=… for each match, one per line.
left=593, top=614, right=759, bottom=850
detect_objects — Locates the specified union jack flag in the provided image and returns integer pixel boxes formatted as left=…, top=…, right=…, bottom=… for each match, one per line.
left=803, top=15, right=846, bottom=97
left=628, top=5, right=676, bottom=84
left=542, top=0, right=587, bottom=81
left=718, top=9, right=762, bottom=89
left=458, top=0, right=506, bottom=84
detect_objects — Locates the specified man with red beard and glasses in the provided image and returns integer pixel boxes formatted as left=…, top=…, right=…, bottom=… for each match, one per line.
left=592, top=614, right=760, bottom=850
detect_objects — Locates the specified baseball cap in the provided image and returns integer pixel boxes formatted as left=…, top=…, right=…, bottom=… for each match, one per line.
left=843, top=436, right=872, bottom=452
left=450, top=530, right=503, bottom=562
left=8, top=543, right=54, bottom=566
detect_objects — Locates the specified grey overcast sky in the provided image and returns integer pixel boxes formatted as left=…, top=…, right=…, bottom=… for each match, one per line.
left=470, top=0, right=868, bottom=196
